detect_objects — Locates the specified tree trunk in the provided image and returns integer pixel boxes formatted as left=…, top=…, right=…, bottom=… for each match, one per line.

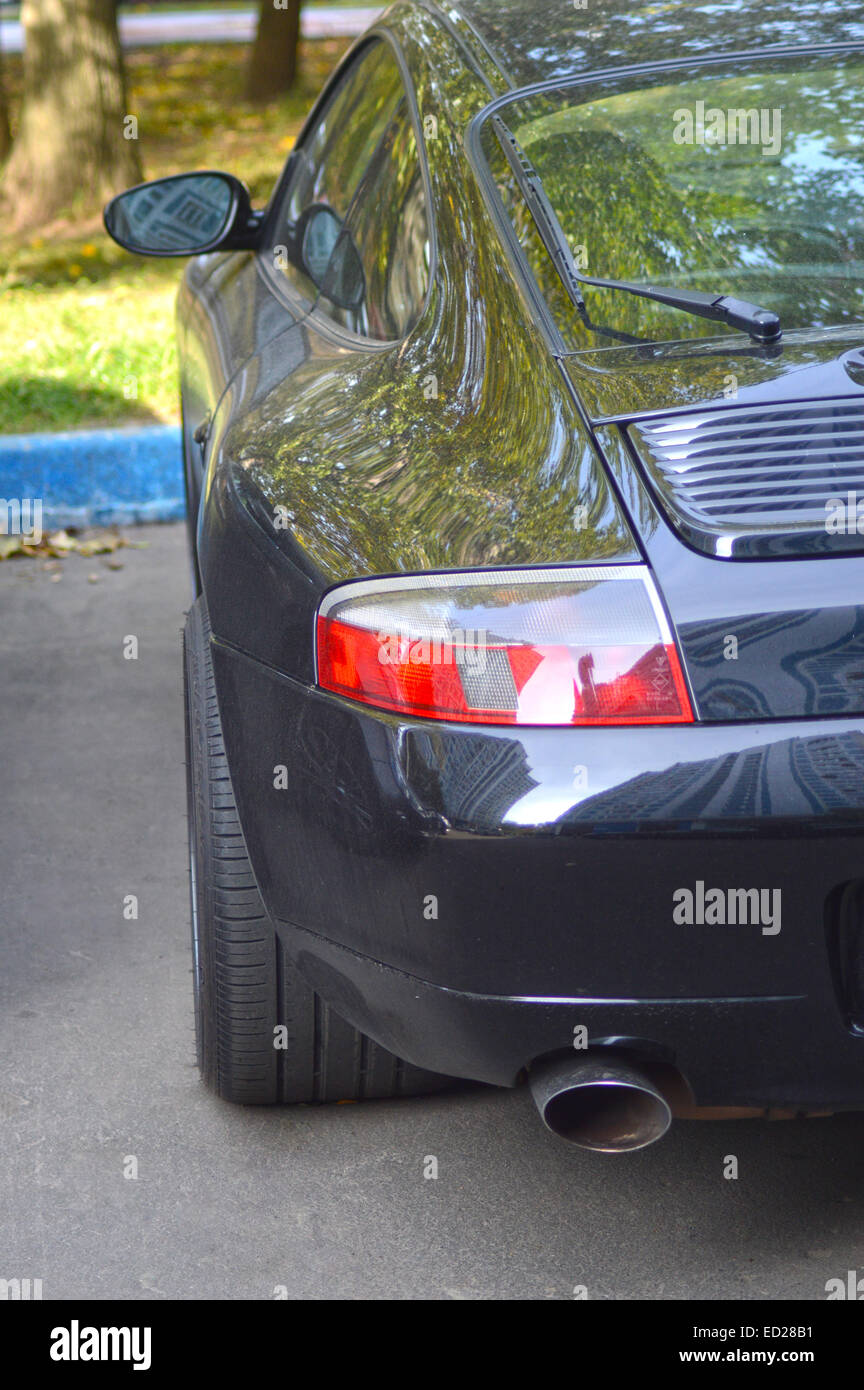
left=0, top=0, right=142, bottom=230
left=245, top=0, right=302, bottom=104
left=0, top=24, right=12, bottom=162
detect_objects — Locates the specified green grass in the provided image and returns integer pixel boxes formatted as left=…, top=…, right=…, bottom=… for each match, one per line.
left=1, top=263, right=181, bottom=432
left=0, top=36, right=351, bottom=433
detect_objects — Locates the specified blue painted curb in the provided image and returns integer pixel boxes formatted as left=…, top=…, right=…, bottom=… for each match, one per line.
left=0, top=425, right=185, bottom=528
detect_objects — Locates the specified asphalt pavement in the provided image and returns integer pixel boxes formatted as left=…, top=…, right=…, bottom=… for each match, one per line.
left=2, top=522, right=864, bottom=1300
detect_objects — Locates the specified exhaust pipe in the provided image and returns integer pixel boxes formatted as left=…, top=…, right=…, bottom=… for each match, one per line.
left=529, top=1054, right=673, bottom=1152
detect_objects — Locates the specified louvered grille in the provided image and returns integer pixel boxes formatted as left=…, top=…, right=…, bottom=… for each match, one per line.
left=628, top=397, right=864, bottom=553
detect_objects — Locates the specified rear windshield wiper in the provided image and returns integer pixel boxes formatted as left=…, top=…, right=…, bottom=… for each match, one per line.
left=492, top=116, right=782, bottom=345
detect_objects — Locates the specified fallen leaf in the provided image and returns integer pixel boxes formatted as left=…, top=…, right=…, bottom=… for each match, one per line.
left=46, top=530, right=77, bottom=551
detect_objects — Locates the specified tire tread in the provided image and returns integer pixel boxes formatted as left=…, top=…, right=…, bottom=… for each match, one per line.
left=184, top=598, right=451, bottom=1105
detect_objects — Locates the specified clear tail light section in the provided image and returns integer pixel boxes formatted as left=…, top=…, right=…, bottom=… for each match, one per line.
left=315, top=565, right=694, bottom=726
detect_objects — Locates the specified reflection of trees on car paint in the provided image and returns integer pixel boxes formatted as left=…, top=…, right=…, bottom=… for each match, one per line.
left=223, top=28, right=637, bottom=579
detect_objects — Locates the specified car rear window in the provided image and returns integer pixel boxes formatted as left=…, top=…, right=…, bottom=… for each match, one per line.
left=479, top=49, right=864, bottom=346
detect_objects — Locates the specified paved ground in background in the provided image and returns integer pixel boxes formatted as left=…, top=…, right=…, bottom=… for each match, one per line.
left=3, top=522, right=864, bottom=1300
left=0, top=6, right=381, bottom=52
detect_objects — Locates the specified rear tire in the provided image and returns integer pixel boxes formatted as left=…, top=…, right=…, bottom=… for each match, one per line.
left=183, top=597, right=451, bottom=1104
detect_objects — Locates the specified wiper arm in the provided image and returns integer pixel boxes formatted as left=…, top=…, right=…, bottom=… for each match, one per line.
left=492, top=116, right=782, bottom=345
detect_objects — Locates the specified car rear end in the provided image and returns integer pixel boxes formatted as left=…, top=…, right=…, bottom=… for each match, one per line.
left=201, top=17, right=864, bottom=1147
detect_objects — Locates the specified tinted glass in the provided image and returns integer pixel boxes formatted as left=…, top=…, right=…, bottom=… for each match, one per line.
left=267, top=41, right=404, bottom=304
left=267, top=40, right=429, bottom=338
left=325, top=100, right=430, bottom=339
left=485, top=50, right=864, bottom=346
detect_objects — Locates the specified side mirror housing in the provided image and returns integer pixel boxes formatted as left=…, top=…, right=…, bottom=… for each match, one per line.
left=103, top=171, right=264, bottom=257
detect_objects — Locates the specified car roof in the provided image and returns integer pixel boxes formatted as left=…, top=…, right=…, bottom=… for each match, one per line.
left=443, top=0, right=864, bottom=90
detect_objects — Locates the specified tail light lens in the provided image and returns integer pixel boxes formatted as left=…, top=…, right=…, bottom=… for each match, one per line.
left=316, top=565, right=693, bottom=726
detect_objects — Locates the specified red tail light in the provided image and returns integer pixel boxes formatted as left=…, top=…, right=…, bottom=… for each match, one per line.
left=316, top=565, right=694, bottom=726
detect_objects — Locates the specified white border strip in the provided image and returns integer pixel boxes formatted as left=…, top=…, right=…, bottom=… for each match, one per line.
left=317, top=564, right=675, bottom=656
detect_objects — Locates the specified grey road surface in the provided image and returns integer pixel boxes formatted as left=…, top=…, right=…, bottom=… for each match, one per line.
left=2, top=522, right=864, bottom=1300
left=0, top=6, right=381, bottom=53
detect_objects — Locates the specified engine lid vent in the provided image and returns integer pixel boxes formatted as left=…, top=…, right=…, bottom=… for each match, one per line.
left=628, top=397, right=864, bottom=558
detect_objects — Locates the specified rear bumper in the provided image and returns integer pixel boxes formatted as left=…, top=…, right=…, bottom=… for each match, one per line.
left=272, top=920, right=864, bottom=1104
left=212, top=638, right=864, bottom=1102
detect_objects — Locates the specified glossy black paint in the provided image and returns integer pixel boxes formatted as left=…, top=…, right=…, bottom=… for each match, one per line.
left=166, top=0, right=864, bottom=1105
left=595, top=427, right=864, bottom=721
left=564, top=327, right=864, bottom=424
left=212, top=637, right=864, bottom=1098
left=454, top=0, right=864, bottom=88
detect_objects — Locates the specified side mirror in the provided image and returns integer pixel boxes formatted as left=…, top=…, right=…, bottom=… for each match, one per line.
left=103, top=171, right=263, bottom=257
left=296, top=204, right=365, bottom=311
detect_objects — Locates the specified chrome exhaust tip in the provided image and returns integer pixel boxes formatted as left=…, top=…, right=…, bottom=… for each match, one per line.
left=529, top=1054, right=673, bottom=1152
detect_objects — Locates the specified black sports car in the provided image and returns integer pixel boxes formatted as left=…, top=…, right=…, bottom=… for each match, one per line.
left=104, top=0, right=864, bottom=1151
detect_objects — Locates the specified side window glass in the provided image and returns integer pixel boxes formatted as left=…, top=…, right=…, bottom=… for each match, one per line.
left=267, top=41, right=404, bottom=304
left=266, top=41, right=430, bottom=340
left=325, top=100, right=430, bottom=340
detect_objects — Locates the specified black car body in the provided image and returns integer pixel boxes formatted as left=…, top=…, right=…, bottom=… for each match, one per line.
left=106, top=0, right=864, bottom=1145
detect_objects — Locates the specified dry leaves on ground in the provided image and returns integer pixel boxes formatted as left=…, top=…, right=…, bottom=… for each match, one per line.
left=0, top=527, right=146, bottom=561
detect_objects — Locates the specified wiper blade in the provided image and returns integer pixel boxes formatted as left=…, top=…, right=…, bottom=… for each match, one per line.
left=492, top=116, right=782, bottom=345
